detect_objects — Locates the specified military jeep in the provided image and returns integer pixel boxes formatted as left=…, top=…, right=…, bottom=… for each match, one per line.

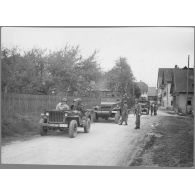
left=93, top=101, right=121, bottom=123
left=39, top=109, right=91, bottom=138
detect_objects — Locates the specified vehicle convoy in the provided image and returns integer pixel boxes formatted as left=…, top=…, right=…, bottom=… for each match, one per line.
left=39, top=108, right=92, bottom=138
left=93, top=100, right=121, bottom=123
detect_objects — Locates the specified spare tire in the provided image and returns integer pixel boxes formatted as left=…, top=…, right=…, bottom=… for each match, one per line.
left=40, top=126, right=47, bottom=136
left=84, top=118, right=91, bottom=133
left=115, top=113, right=120, bottom=124
left=69, top=120, right=78, bottom=138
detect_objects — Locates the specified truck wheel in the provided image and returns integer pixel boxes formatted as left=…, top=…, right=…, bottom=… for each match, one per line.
left=69, top=120, right=78, bottom=138
left=40, top=126, right=47, bottom=136
left=84, top=118, right=91, bottom=133
left=115, top=113, right=120, bottom=124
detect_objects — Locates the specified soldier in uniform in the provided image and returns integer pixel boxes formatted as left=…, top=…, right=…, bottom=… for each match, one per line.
left=119, top=101, right=128, bottom=125
left=56, top=97, right=70, bottom=111
left=150, top=103, right=154, bottom=116
left=72, top=98, right=86, bottom=117
left=154, top=103, right=158, bottom=115
left=134, top=100, right=142, bottom=129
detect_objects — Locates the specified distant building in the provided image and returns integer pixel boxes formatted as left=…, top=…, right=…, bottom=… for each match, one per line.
left=148, top=87, right=157, bottom=102
left=157, top=68, right=173, bottom=108
left=170, top=68, right=194, bottom=113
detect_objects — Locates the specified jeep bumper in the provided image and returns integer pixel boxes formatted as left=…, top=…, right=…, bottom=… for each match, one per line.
left=40, top=122, right=68, bottom=128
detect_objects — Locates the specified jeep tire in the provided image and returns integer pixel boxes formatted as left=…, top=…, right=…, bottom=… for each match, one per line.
left=84, top=118, right=91, bottom=133
left=40, top=126, right=48, bottom=136
left=69, top=120, right=78, bottom=138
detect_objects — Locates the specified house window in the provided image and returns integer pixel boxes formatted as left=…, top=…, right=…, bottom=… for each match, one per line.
left=171, top=101, right=173, bottom=106
left=187, top=100, right=191, bottom=106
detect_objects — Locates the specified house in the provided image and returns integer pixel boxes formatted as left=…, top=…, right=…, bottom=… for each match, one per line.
left=148, top=87, right=157, bottom=102
left=170, top=68, right=194, bottom=113
left=157, top=68, right=173, bottom=108
left=136, top=81, right=148, bottom=99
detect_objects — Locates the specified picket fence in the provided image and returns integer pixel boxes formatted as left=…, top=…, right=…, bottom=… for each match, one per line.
left=1, top=93, right=101, bottom=116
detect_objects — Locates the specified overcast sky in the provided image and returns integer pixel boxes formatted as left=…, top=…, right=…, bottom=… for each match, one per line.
left=2, top=27, right=194, bottom=87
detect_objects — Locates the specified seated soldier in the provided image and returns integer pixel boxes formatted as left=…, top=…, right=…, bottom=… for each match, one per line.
left=72, top=98, right=86, bottom=117
left=56, top=98, right=70, bottom=111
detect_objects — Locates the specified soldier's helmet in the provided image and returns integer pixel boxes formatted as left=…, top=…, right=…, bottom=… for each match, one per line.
left=62, top=97, right=67, bottom=102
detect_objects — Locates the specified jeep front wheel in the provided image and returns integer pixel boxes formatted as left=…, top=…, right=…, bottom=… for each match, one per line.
left=84, top=118, right=91, bottom=133
left=40, top=126, right=47, bottom=136
left=69, top=120, right=78, bottom=138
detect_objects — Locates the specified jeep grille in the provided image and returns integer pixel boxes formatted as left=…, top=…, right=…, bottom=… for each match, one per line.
left=48, top=111, right=64, bottom=123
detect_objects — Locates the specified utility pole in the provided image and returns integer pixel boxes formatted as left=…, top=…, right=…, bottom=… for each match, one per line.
left=186, top=55, right=190, bottom=114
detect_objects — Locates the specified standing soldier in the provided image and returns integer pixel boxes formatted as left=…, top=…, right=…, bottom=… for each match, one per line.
left=134, top=100, right=142, bottom=129
left=119, top=101, right=128, bottom=125
left=154, top=103, right=158, bottom=115
left=150, top=103, right=154, bottom=116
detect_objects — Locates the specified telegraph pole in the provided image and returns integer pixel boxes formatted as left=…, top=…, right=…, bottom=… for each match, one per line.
left=132, top=82, right=135, bottom=103
left=186, top=55, right=190, bottom=113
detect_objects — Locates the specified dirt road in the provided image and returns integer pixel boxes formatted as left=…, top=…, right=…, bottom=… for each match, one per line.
left=2, top=114, right=150, bottom=166
left=3, top=110, right=191, bottom=167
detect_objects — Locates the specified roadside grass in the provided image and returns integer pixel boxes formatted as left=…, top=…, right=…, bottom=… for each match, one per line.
left=1, top=113, right=40, bottom=144
left=130, top=115, right=194, bottom=167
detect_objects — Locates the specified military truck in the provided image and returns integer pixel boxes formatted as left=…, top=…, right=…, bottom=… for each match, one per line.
left=93, top=98, right=121, bottom=123
left=139, top=99, right=150, bottom=115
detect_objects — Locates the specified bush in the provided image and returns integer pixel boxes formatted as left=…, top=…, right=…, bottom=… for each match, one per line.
left=1, top=114, right=40, bottom=138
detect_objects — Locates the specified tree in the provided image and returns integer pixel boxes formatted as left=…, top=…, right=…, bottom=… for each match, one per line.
left=106, top=57, right=135, bottom=97
left=74, top=50, right=102, bottom=95
left=1, top=45, right=102, bottom=96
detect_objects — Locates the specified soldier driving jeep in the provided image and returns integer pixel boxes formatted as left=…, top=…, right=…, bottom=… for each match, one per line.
left=56, top=97, right=70, bottom=111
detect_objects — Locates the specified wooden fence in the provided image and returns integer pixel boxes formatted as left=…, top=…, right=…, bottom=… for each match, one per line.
left=1, top=93, right=101, bottom=116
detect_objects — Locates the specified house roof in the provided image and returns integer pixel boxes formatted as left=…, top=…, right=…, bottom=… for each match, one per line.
left=173, top=69, right=194, bottom=93
left=157, top=68, right=173, bottom=87
left=136, top=81, right=148, bottom=94
left=148, top=87, right=157, bottom=96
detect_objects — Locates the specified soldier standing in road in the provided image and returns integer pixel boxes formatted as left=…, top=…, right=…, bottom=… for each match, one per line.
left=134, top=101, right=142, bottom=129
left=154, top=103, right=158, bottom=115
left=150, top=103, right=154, bottom=116
left=119, top=101, right=128, bottom=125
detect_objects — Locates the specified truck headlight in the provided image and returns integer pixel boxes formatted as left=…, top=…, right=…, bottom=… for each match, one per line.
left=65, top=113, right=68, bottom=117
left=46, top=112, right=49, bottom=116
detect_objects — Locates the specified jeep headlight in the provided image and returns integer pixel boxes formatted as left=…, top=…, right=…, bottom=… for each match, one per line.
left=45, top=112, right=49, bottom=116
left=65, top=113, right=68, bottom=117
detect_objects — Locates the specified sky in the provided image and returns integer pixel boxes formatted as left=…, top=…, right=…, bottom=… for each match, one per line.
left=1, top=27, right=194, bottom=87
